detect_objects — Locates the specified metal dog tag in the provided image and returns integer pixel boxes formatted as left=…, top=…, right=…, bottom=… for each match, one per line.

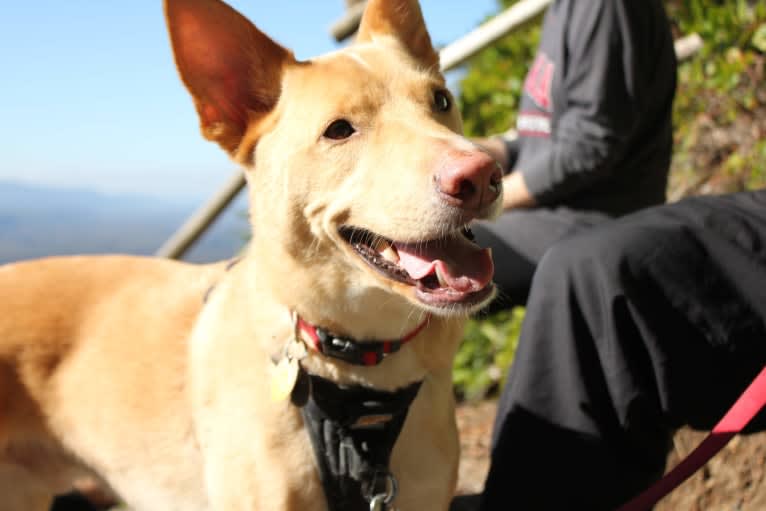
left=270, top=311, right=308, bottom=402
left=270, top=356, right=300, bottom=402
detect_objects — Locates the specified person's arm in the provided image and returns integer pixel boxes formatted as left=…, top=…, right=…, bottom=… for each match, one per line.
left=520, top=0, right=645, bottom=206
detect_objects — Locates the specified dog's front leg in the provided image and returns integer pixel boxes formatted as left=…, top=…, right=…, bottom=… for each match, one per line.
left=190, top=329, right=326, bottom=511
left=199, top=404, right=327, bottom=511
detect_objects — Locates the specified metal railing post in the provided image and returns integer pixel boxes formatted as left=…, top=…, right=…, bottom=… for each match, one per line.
left=155, top=169, right=246, bottom=259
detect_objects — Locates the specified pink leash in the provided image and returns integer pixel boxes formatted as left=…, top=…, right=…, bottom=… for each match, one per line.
left=617, top=365, right=766, bottom=511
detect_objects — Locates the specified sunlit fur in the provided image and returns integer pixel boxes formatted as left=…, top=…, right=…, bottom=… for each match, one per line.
left=0, top=0, right=501, bottom=509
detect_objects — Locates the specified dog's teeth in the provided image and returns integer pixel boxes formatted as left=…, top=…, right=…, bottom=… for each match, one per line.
left=381, top=246, right=399, bottom=264
left=374, top=239, right=400, bottom=264
left=435, top=266, right=449, bottom=288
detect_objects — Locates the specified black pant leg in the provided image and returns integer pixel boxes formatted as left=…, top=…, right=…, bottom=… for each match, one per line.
left=473, top=207, right=611, bottom=309
left=481, top=190, right=766, bottom=510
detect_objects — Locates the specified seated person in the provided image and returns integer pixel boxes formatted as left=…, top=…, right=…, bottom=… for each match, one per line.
left=480, top=189, right=766, bottom=510
left=474, top=0, right=677, bottom=308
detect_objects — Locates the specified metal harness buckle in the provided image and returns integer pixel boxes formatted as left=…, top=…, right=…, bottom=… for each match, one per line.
left=366, top=470, right=398, bottom=511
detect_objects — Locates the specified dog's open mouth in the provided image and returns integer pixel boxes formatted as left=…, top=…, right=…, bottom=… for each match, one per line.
left=338, top=226, right=494, bottom=308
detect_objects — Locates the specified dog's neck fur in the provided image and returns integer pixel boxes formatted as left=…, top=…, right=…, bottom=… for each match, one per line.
left=207, top=255, right=461, bottom=392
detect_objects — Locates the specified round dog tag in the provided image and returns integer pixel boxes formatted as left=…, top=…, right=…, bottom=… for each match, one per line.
left=270, top=357, right=299, bottom=402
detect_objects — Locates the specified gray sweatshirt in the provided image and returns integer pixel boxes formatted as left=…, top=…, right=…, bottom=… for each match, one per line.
left=505, top=0, right=677, bottom=216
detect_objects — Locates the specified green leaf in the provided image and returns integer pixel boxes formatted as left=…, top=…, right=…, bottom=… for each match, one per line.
left=752, top=23, right=766, bottom=52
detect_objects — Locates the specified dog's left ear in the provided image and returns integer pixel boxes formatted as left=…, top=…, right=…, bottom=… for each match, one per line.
left=356, top=0, right=440, bottom=70
left=165, top=0, right=295, bottom=159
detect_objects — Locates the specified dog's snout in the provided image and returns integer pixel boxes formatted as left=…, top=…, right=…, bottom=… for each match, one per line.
left=434, top=151, right=502, bottom=211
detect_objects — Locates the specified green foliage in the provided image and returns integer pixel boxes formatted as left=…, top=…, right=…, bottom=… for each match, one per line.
left=452, top=307, right=524, bottom=401
left=666, top=0, right=766, bottom=194
left=458, top=0, right=541, bottom=137
left=733, top=138, right=766, bottom=189
left=669, top=0, right=766, bottom=127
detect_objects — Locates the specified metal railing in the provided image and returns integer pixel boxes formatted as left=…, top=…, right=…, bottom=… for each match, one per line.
left=156, top=0, right=703, bottom=260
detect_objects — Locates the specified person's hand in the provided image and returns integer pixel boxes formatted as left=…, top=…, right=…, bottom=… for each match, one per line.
left=502, top=171, right=536, bottom=210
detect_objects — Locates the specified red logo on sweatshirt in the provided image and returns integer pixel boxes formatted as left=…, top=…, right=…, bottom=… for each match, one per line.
left=524, top=52, right=554, bottom=111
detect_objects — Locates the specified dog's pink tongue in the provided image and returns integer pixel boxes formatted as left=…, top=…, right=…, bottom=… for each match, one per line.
left=395, top=238, right=494, bottom=292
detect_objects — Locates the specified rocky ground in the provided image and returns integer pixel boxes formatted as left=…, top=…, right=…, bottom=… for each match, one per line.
left=456, top=401, right=495, bottom=496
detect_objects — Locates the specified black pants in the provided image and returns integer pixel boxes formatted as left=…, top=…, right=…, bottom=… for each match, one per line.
left=473, top=207, right=611, bottom=309
left=481, top=190, right=766, bottom=510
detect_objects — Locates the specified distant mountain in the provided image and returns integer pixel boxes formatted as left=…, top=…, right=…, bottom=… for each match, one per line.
left=0, top=180, right=248, bottom=264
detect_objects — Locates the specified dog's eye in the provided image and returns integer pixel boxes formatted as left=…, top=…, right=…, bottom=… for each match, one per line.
left=323, top=119, right=356, bottom=140
left=434, top=89, right=451, bottom=112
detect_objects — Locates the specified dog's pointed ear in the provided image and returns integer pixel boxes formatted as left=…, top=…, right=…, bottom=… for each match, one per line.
left=165, top=0, right=295, bottom=157
left=356, top=0, right=440, bottom=70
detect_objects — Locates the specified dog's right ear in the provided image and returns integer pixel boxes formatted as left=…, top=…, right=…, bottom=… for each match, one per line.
left=165, top=0, right=294, bottom=159
left=356, top=0, right=439, bottom=71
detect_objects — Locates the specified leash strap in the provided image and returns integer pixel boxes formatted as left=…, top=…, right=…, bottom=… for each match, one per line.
left=617, top=365, right=766, bottom=511
left=297, top=315, right=429, bottom=366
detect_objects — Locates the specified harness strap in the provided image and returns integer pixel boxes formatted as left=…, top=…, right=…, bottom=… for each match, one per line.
left=298, top=370, right=422, bottom=511
left=617, top=365, right=766, bottom=510
left=297, top=315, right=429, bottom=366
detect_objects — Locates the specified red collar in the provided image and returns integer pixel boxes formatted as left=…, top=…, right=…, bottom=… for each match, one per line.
left=296, top=314, right=430, bottom=367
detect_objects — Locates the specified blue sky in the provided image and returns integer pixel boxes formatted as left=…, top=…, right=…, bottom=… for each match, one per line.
left=0, top=1, right=499, bottom=200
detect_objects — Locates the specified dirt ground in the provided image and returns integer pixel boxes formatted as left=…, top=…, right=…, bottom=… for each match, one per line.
left=455, top=400, right=766, bottom=510
left=455, top=401, right=496, bottom=496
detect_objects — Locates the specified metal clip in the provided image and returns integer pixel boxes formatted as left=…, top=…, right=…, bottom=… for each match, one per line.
left=369, top=494, right=387, bottom=511
left=366, top=471, right=398, bottom=511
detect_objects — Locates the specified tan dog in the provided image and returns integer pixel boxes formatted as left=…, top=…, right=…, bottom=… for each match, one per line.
left=0, top=0, right=502, bottom=509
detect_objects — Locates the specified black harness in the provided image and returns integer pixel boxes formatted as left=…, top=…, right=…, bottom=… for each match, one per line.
left=290, top=320, right=426, bottom=511
left=294, top=370, right=421, bottom=511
